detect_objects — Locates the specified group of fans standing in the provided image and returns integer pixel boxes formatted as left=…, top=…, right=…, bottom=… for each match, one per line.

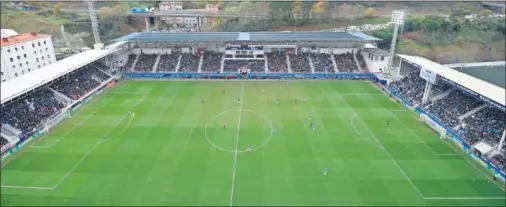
left=119, top=50, right=364, bottom=73
left=389, top=70, right=506, bottom=172
left=1, top=49, right=504, bottom=177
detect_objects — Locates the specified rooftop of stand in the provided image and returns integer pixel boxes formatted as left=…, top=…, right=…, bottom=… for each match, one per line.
left=444, top=61, right=506, bottom=89
left=1, top=49, right=113, bottom=104
left=398, top=54, right=505, bottom=107
left=113, top=31, right=381, bottom=42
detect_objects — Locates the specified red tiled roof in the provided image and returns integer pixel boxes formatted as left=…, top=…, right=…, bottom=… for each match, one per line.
left=1, top=32, right=50, bottom=47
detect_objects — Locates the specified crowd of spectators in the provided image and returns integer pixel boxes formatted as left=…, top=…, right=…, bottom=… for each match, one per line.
left=224, top=59, right=265, bottom=72
left=311, top=53, right=334, bottom=72
left=266, top=52, right=288, bottom=73
left=179, top=53, right=200, bottom=72
left=335, top=52, right=359, bottom=72
left=457, top=107, right=505, bottom=145
left=427, top=90, right=483, bottom=117
left=390, top=70, right=506, bottom=171
left=289, top=53, right=311, bottom=72
left=158, top=53, right=180, bottom=72
left=51, top=67, right=109, bottom=100
left=490, top=154, right=505, bottom=172
left=1, top=88, right=65, bottom=133
left=134, top=54, right=158, bottom=72
left=355, top=51, right=369, bottom=71
left=92, top=61, right=109, bottom=71
left=389, top=71, right=427, bottom=106
left=201, top=51, right=223, bottom=72
left=123, top=54, right=137, bottom=71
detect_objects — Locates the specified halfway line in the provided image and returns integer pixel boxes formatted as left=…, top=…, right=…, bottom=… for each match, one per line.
left=229, top=82, right=244, bottom=206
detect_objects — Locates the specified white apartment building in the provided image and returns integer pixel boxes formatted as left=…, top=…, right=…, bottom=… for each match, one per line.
left=159, top=1, right=184, bottom=27
left=1, top=31, right=57, bottom=82
left=158, top=1, right=218, bottom=28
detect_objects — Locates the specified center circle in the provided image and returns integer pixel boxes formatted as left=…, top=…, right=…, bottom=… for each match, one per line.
left=204, top=109, right=273, bottom=153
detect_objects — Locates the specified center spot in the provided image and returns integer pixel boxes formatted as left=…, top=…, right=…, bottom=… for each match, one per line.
left=205, top=109, right=273, bottom=153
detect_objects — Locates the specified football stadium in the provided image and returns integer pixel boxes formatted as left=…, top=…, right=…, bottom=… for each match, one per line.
left=1, top=26, right=505, bottom=207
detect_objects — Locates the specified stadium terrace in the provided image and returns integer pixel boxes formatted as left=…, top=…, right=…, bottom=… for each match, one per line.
left=1, top=31, right=505, bottom=206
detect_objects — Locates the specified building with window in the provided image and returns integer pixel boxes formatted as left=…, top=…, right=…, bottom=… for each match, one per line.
left=158, top=1, right=218, bottom=28
left=1, top=31, right=56, bottom=82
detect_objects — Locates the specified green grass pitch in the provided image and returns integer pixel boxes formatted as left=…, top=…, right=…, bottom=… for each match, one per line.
left=1, top=80, right=505, bottom=206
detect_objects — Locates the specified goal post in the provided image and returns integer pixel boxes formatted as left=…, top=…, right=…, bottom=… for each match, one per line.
left=420, top=114, right=447, bottom=139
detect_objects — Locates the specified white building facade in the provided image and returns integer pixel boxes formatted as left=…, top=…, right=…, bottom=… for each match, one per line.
left=1, top=32, right=57, bottom=82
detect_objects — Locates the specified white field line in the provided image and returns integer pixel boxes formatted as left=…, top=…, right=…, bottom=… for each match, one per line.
left=29, top=89, right=119, bottom=149
left=442, top=140, right=506, bottom=192
left=387, top=111, right=457, bottom=156
left=366, top=82, right=506, bottom=196
left=51, top=95, right=147, bottom=189
left=1, top=95, right=146, bottom=190
left=229, top=82, right=244, bottom=207
left=0, top=185, right=54, bottom=190
left=338, top=93, right=425, bottom=198
left=423, top=197, right=506, bottom=200
left=29, top=109, right=101, bottom=149
left=51, top=114, right=129, bottom=189
left=349, top=115, right=385, bottom=150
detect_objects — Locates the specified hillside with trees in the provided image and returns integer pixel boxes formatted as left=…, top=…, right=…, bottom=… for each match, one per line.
left=371, top=15, right=505, bottom=63
left=2, top=1, right=504, bottom=63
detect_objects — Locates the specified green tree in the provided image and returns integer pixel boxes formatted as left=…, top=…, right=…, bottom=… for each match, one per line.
left=291, top=0, right=302, bottom=19
left=54, top=2, right=64, bottom=16
left=478, top=9, right=493, bottom=17
left=363, top=7, right=376, bottom=18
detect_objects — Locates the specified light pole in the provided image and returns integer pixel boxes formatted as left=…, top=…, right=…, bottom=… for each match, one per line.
left=386, top=10, right=406, bottom=78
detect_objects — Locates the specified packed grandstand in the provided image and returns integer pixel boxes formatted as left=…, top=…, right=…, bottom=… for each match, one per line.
left=1, top=31, right=505, bottom=181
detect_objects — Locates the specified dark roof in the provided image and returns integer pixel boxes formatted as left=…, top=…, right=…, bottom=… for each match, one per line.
left=482, top=1, right=505, bottom=8
left=364, top=48, right=389, bottom=56
left=113, top=32, right=381, bottom=42
left=450, top=64, right=506, bottom=89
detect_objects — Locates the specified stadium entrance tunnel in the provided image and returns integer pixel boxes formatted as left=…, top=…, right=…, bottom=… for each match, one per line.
left=205, top=109, right=273, bottom=153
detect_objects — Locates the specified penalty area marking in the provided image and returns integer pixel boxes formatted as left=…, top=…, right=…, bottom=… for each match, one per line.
left=204, top=109, right=273, bottom=154
left=1, top=95, right=146, bottom=190
left=350, top=114, right=385, bottom=150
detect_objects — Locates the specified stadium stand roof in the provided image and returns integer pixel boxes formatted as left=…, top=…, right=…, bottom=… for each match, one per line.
left=1, top=49, right=112, bottom=104
left=398, top=54, right=505, bottom=106
left=105, top=41, right=128, bottom=50
left=113, top=31, right=381, bottom=42
left=364, top=48, right=389, bottom=56
left=444, top=61, right=505, bottom=89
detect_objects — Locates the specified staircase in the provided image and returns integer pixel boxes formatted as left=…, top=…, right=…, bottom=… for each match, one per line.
left=459, top=104, right=487, bottom=120
left=175, top=55, right=182, bottom=72
left=197, top=53, right=204, bottom=73
left=48, top=88, right=73, bottom=104
left=353, top=53, right=363, bottom=72
left=130, top=54, right=140, bottom=72
left=1, top=124, right=22, bottom=137
left=91, top=65, right=112, bottom=77
left=220, top=55, right=225, bottom=73
left=90, top=75, right=102, bottom=83
left=331, top=54, right=339, bottom=72
left=286, top=54, right=292, bottom=73
left=430, top=88, right=456, bottom=102
left=0, top=132, right=16, bottom=143
left=264, top=55, right=269, bottom=73
left=152, top=55, right=161, bottom=72
left=308, top=56, right=315, bottom=73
